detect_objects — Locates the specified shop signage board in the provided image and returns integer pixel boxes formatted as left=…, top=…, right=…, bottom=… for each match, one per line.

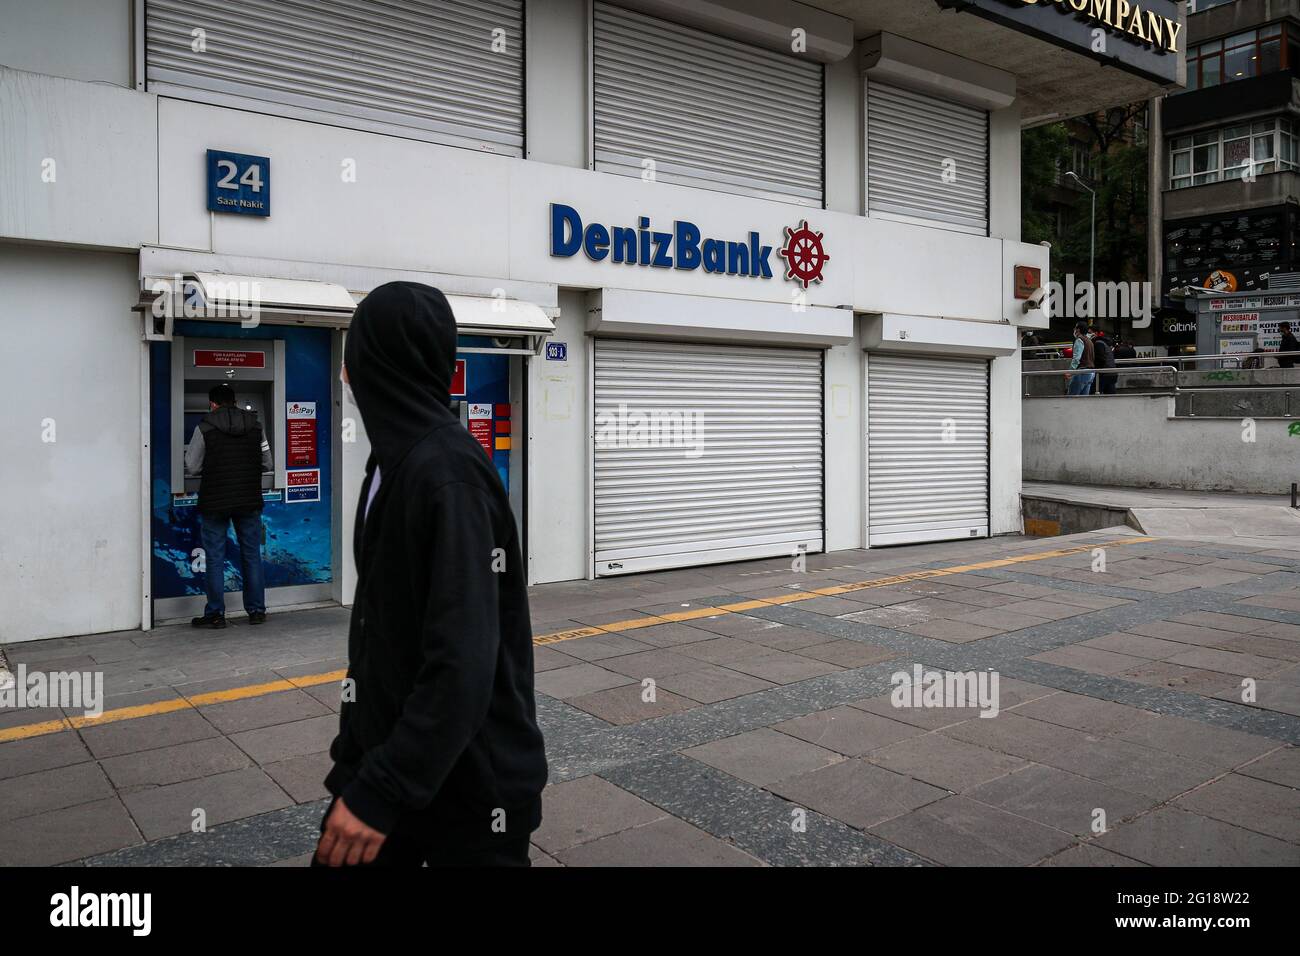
left=285, top=468, right=320, bottom=503
left=193, top=349, right=265, bottom=368
left=206, top=149, right=271, bottom=217
left=935, top=0, right=1182, bottom=84
left=549, top=204, right=830, bottom=289
left=286, top=401, right=317, bottom=467
left=1217, top=312, right=1284, bottom=350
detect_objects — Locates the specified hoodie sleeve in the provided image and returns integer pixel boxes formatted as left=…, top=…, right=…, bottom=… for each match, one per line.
left=341, top=480, right=502, bottom=834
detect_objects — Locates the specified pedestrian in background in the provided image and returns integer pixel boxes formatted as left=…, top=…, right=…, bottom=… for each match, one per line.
left=1090, top=327, right=1118, bottom=395
left=1066, top=321, right=1096, bottom=396
left=184, top=383, right=272, bottom=628
left=1278, top=321, right=1298, bottom=369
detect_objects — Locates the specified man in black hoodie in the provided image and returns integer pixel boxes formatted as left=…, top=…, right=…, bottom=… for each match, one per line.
left=315, top=282, right=547, bottom=867
left=185, top=383, right=273, bottom=628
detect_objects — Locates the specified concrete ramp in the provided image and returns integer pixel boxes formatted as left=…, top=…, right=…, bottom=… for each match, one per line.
left=1129, top=506, right=1300, bottom=544
left=1021, top=481, right=1300, bottom=549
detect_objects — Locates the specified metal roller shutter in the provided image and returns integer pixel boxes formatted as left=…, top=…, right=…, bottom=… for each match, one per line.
left=146, top=0, right=524, bottom=154
left=867, top=354, right=989, bottom=546
left=866, top=80, right=988, bottom=236
left=593, top=1, right=824, bottom=206
left=594, top=339, right=824, bottom=575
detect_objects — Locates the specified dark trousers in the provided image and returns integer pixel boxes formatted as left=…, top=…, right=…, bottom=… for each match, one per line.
left=199, top=510, right=265, bottom=616
left=311, top=799, right=531, bottom=867
left=1098, top=369, right=1118, bottom=395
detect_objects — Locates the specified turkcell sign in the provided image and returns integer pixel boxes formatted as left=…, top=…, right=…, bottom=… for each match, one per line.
left=550, top=204, right=773, bottom=279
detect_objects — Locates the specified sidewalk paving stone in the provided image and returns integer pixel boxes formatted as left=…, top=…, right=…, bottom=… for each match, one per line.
left=1174, top=773, right=1300, bottom=843
left=1094, top=806, right=1297, bottom=866
left=684, top=727, right=843, bottom=786
left=869, top=794, right=1075, bottom=866
left=769, top=758, right=948, bottom=830
left=555, top=815, right=762, bottom=867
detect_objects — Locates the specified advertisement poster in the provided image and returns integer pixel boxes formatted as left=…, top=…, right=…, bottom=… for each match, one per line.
left=468, top=402, right=493, bottom=456
left=286, top=468, right=321, bottom=503
left=286, top=401, right=318, bottom=467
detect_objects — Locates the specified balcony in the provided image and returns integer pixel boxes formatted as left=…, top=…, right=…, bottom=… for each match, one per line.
left=1163, top=168, right=1300, bottom=218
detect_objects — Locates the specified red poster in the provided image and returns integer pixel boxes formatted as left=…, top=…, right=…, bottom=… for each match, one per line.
left=451, top=359, right=466, bottom=397
left=287, top=420, right=316, bottom=466
left=468, top=418, right=492, bottom=455
left=194, top=349, right=265, bottom=368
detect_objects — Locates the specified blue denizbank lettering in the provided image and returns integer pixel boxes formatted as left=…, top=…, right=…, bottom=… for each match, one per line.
left=549, top=204, right=772, bottom=279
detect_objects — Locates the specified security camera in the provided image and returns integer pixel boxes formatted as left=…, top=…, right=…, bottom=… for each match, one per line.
left=1022, top=287, right=1047, bottom=313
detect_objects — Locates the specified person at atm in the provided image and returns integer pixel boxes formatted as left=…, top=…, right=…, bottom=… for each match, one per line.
left=184, top=383, right=273, bottom=628
left=314, top=282, right=546, bottom=867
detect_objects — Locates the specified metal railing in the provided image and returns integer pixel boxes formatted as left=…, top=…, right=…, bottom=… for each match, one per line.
left=1021, top=365, right=1179, bottom=398
left=1022, top=346, right=1300, bottom=370
left=1022, top=364, right=1300, bottom=415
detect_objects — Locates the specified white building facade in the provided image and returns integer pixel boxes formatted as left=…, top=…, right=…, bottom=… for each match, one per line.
left=0, top=0, right=1181, bottom=643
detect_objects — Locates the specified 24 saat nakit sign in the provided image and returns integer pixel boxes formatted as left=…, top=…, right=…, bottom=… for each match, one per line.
left=549, top=203, right=829, bottom=290
left=934, top=0, right=1182, bottom=84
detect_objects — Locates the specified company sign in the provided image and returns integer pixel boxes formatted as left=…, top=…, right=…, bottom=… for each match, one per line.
left=935, top=0, right=1182, bottom=84
left=549, top=204, right=829, bottom=289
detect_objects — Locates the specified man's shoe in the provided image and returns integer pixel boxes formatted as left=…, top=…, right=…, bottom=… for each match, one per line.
left=248, top=611, right=267, bottom=625
left=191, top=612, right=227, bottom=629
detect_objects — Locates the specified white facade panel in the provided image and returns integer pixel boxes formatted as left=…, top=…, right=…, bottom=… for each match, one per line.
left=0, top=247, right=142, bottom=643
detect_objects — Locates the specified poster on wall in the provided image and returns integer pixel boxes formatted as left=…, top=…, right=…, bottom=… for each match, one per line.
left=286, top=401, right=317, bottom=467
left=467, top=403, right=493, bottom=456
left=286, top=468, right=321, bottom=503
left=1219, top=335, right=1257, bottom=356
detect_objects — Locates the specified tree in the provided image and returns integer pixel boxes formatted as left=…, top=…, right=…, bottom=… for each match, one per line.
left=1022, top=104, right=1149, bottom=290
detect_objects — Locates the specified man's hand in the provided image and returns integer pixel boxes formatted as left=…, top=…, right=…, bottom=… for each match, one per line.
left=315, top=797, right=387, bottom=866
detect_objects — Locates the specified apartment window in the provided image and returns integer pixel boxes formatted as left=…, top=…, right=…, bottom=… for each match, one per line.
left=1067, top=143, right=1098, bottom=185
left=1170, top=118, right=1298, bottom=188
left=1186, top=23, right=1284, bottom=90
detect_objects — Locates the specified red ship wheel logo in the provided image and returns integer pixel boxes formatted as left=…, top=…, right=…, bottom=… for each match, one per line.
left=779, top=219, right=829, bottom=289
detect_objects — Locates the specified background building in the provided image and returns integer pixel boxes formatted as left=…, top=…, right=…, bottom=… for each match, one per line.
left=0, top=0, right=1181, bottom=643
left=1152, top=0, right=1300, bottom=351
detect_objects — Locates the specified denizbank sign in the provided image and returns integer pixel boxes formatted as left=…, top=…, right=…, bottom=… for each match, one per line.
left=936, top=0, right=1182, bottom=84
left=550, top=204, right=830, bottom=289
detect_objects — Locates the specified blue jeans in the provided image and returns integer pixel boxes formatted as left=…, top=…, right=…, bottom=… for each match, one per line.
left=1067, top=371, right=1095, bottom=395
left=200, top=511, right=265, bottom=616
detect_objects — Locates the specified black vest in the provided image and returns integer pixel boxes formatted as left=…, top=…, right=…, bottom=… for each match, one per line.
left=197, top=408, right=265, bottom=515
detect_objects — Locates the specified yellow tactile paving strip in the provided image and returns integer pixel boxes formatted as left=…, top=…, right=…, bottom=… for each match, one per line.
left=0, top=536, right=1154, bottom=744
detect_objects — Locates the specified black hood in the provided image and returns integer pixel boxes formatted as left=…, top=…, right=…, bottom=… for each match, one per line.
left=345, top=281, right=458, bottom=469
left=206, top=405, right=257, bottom=436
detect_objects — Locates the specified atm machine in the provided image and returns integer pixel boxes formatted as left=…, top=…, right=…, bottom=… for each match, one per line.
left=170, top=336, right=287, bottom=493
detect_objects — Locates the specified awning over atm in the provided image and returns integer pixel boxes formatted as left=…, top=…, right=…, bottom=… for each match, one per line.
left=136, top=272, right=556, bottom=351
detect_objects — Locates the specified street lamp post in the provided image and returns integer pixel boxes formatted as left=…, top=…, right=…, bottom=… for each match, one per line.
left=1065, top=170, right=1096, bottom=300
